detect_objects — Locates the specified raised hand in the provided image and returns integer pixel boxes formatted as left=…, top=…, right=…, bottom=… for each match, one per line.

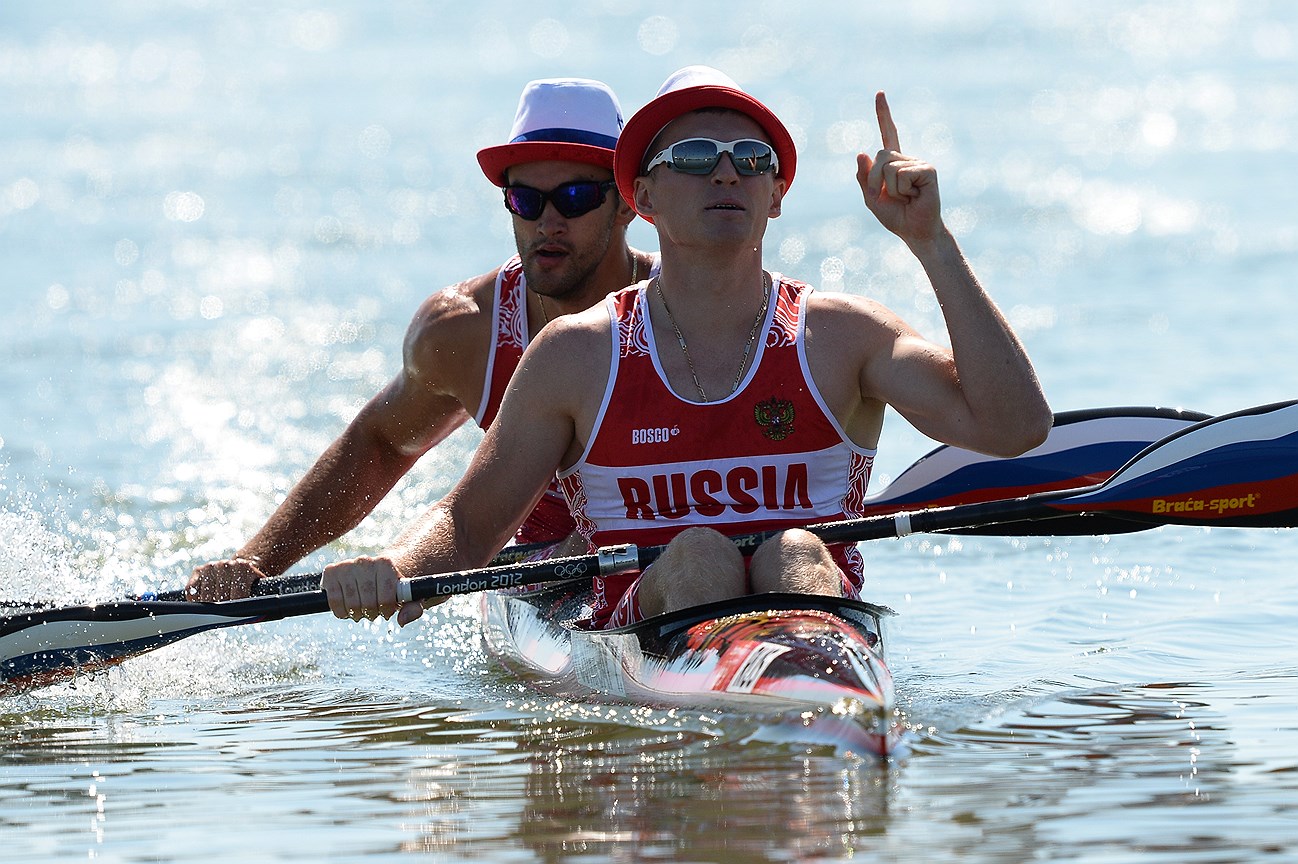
left=857, top=91, right=944, bottom=245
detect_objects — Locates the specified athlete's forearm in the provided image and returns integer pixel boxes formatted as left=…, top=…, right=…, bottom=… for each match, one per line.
left=235, top=427, right=422, bottom=577
left=911, top=229, right=1051, bottom=454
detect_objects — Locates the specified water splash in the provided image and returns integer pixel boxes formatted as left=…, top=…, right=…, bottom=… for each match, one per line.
left=0, top=487, right=90, bottom=604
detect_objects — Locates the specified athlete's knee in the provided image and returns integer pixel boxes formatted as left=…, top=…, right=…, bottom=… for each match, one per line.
left=664, top=526, right=744, bottom=569
left=753, top=528, right=833, bottom=568
left=751, top=529, right=840, bottom=596
left=645, top=527, right=746, bottom=611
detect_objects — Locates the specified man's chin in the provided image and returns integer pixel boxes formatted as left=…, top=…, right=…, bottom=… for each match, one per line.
left=525, top=261, right=581, bottom=298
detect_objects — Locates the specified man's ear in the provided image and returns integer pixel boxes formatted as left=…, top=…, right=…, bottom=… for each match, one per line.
left=613, top=191, right=637, bottom=226
left=633, top=176, right=656, bottom=219
left=768, top=177, right=787, bottom=218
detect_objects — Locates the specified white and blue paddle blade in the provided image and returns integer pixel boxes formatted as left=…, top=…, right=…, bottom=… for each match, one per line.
left=1061, top=400, right=1298, bottom=528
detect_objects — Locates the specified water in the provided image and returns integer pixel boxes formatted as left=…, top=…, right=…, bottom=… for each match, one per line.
left=3, top=0, right=1298, bottom=860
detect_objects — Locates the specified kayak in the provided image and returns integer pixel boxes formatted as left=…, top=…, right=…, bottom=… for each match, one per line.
left=480, top=586, right=902, bottom=758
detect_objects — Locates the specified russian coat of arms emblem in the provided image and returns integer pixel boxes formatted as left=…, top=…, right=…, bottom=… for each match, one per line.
left=754, top=397, right=795, bottom=441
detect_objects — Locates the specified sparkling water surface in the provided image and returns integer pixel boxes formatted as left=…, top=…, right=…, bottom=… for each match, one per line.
left=3, top=1, right=1298, bottom=861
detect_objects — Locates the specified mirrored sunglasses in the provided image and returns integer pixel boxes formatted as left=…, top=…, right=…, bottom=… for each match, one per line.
left=644, top=138, right=779, bottom=177
left=503, top=180, right=615, bottom=221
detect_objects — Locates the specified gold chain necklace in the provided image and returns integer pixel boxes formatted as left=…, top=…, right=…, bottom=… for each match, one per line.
left=537, top=256, right=641, bottom=325
left=654, top=272, right=770, bottom=402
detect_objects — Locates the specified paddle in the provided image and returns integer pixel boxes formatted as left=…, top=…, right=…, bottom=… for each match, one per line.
left=139, top=538, right=563, bottom=601
left=770, top=398, right=1298, bottom=547
left=0, top=403, right=1236, bottom=695
left=856, top=405, right=1211, bottom=534
left=137, top=404, right=1208, bottom=601
left=393, top=398, right=1297, bottom=586
left=2, top=403, right=1188, bottom=619
left=389, top=397, right=1296, bottom=583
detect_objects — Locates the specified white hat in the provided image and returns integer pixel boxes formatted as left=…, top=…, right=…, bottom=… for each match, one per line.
left=477, top=78, right=624, bottom=187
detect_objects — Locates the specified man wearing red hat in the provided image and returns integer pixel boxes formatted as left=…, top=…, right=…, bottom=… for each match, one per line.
left=187, top=78, right=655, bottom=602
left=321, top=67, right=1051, bottom=629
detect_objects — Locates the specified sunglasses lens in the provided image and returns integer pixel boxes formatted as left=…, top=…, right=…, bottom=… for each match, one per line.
left=551, top=182, right=607, bottom=218
left=669, top=139, right=722, bottom=175
left=730, top=140, right=774, bottom=175
left=504, top=182, right=609, bottom=221
left=661, top=139, right=777, bottom=176
left=504, top=187, right=544, bottom=220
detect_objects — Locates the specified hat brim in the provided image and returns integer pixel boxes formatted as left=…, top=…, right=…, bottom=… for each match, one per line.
left=614, top=85, right=797, bottom=222
left=477, top=141, right=616, bottom=187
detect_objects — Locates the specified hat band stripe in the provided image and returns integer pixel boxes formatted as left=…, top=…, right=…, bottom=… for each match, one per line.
left=510, top=127, right=618, bottom=150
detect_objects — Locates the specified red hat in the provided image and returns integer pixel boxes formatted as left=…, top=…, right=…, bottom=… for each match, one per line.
left=614, top=66, right=797, bottom=219
left=477, top=78, right=624, bottom=187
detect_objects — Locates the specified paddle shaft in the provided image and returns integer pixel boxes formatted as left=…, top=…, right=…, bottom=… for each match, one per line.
left=134, top=538, right=559, bottom=602
left=401, top=497, right=1147, bottom=600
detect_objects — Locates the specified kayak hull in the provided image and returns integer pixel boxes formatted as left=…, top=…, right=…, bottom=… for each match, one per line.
left=481, top=589, right=901, bottom=757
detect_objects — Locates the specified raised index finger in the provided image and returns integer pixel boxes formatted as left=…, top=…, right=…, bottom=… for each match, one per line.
left=876, top=91, right=901, bottom=153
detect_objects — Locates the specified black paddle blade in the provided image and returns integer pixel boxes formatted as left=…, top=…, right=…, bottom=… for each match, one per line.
left=0, top=593, right=329, bottom=695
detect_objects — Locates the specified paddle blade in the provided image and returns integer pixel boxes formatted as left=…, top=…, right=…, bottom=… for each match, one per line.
left=862, top=406, right=1209, bottom=535
left=808, top=400, right=1298, bottom=544
left=1060, top=400, right=1298, bottom=528
left=0, top=603, right=249, bottom=694
left=0, top=592, right=329, bottom=695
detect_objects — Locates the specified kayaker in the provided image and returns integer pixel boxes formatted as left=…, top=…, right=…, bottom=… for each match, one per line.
left=187, top=77, right=655, bottom=602
left=321, top=66, right=1052, bottom=627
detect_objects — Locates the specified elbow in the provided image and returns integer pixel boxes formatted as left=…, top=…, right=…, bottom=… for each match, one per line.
left=991, top=400, right=1053, bottom=458
left=1022, top=408, right=1055, bottom=455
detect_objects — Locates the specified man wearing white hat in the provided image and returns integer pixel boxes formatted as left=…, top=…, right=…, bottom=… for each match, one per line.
left=321, top=67, right=1051, bottom=629
left=188, top=77, right=655, bottom=602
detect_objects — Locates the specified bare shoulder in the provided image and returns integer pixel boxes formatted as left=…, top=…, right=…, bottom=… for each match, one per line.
left=517, top=301, right=611, bottom=375
left=401, top=270, right=501, bottom=387
left=405, top=272, right=498, bottom=357
left=804, top=290, right=915, bottom=348
left=344, top=271, right=504, bottom=457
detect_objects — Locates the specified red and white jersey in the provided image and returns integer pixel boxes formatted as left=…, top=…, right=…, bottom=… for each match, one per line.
left=473, top=256, right=574, bottom=545
left=558, top=275, right=875, bottom=622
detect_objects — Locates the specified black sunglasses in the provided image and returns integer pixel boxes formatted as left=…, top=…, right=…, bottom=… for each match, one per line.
left=503, top=180, right=616, bottom=221
left=644, top=138, right=779, bottom=177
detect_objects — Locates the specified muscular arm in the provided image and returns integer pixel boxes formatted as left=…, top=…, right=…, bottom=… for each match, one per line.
left=187, top=278, right=493, bottom=599
left=852, top=231, right=1049, bottom=457
left=834, top=91, right=1050, bottom=457
left=227, top=377, right=469, bottom=578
